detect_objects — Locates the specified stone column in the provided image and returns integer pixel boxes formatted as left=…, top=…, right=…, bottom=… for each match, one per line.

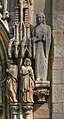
left=22, top=103, right=33, bottom=119
left=19, top=0, right=23, bottom=41
left=14, top=6, right=20, bottom=58
left=0, top=104, right=3, bottom=119
left=52, top=0, right=64, bottom=119
left=29, top=0, right=34, bottom=26
left=9, top=103, right=19, bottom=119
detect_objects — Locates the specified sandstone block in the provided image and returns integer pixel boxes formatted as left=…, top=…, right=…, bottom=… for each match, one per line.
left=53, top=30, right=64, bottom=45
left=63, top=103, right=64, bottom=113
left=52, top=57, right=64, bottom=70
left=52, top=0, right=64, bottom=13
left=62, top=69, right=64, bottom=83
left=34, top=103, right=50, bottom=119
left=52, top=84, right=64, bottom=103
left=52, top=114, right=64, bottom=119
left=53, top=17, right=64, bottom=30
left=54, top=45, right=64, bottom=58
left=52, top=69, right=62, bottom=84
left=52, top=103, right=63, bottom=114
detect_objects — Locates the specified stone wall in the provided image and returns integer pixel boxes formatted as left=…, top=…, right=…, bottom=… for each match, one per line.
left=33, top=0, right=51, bottom=25
left=52, top=0, right=64, bottom=119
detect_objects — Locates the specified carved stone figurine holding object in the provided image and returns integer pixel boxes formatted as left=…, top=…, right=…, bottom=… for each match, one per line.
left=20, top=58, right=35, bottom=102
left=6, top=60, right=18, bottom=102
left=32, top=13, right=51, bottom=81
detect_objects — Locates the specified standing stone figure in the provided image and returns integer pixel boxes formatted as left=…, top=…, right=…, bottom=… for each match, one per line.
left=20, top=58, right=35, bottom=102
left=2, top=0, right=9, bottom=19
left=6, top=60, right=18, bottom=102
left=32, top=13, right=51, bottom=81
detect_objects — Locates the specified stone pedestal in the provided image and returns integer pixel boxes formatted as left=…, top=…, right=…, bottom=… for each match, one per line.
left=9, top=103, right=19, bottom=119
left=34, top=81, right=50, bottom=102
left=35, top=81, right=50, bottom=88
left=22, top=103, right=33, bottom=119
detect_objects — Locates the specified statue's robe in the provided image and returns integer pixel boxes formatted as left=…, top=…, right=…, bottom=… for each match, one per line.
left=6, top=65, right=18, bottom=102
left=32, top=23, right=51, bottom=81
left=20, top=65, right=35, bottom=102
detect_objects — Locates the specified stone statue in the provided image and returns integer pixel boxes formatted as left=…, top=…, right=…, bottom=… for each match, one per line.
left=20, top=58, right=35, bottom=102
left=32, top=13, right=51, bottom=81
left=2, top=0, right=9, bottom=19
left=6, top=60, right=18, bottom=102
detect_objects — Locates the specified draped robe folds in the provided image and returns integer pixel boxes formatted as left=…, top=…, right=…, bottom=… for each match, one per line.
left=6, top=65, right=18, bottom=102
left=32, top=23, right=51, bottom=81
left=20, top=65, right=35, bottom=102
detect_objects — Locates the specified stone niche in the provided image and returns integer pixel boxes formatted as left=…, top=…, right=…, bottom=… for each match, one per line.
left=33, top=0, right=51, bottom=25
left=33, top=0, right=52, bottom=119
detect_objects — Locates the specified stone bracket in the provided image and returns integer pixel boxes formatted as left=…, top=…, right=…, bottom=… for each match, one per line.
left=34, top=81, right=50, bottom=103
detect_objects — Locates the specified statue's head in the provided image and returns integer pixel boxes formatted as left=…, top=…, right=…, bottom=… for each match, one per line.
left=36, top=13, right=46, bottom=25
left=24, top=58, right=31, bottom=66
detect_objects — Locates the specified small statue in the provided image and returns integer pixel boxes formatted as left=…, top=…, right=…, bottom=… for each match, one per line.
left=2, top=0, right=9, bottom=19
left=20, top=58, right=35, bottom=102
left=6, top=60, right=18, bottom=102
left=32, top=13, right=51, bottom=81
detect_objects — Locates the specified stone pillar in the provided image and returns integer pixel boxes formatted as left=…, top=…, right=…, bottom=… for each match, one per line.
left=14, top=6, right=20, bottom=58
left=0, top=104, right=3, bottom=119
left=19, top=0, right=23, bottom=41
left=52, top=0, right=64, bottom=119
left=9, top=103, right=19, bottom=119
left=22, top=103, right=33, bottom=119
left=30, top=0, right=34, bottom=26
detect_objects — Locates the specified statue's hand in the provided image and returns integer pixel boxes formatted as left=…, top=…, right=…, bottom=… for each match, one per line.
left=28, top=70, right=32, bottom=76
left=41, top=34, right=46, bottom=41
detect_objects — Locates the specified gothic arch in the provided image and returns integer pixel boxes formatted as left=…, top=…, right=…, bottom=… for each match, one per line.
left=0, top=20, right=9, bottom=79
left=0, top=20, right=9, bottom=118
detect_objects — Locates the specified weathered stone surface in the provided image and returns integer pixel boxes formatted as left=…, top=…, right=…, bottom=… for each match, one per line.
left=53, top=16, right=64, bottom=30
left=52, top=0, right=64, bottom=119
left=34, top=0, right=51, bottom=25
left=34, top=103, right=50, bottom=119
left=62, top=69, right=64, bottom=83
left=53, top=30, right=64, bottom=45
left=54, top=45, right=64, bottom=58
left=52, top=84, right=64, bottom=103
left=63, top=103, right=64, bottom=113
left=34, top=0, right=46, bottom=14
left=52, top=103, right=63, bottom=114
left=52, top=114, right=64, bottom=119
left=52, top=0, right=64, bottom=13
left=52, top=57, right=64, bottom=70
left=52, top=69, right=62, bottom=84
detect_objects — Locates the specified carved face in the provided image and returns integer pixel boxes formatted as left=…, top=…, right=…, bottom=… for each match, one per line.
left=24, top=58, right=31, bottom=66
left=36, top=14, right=45, bottom=25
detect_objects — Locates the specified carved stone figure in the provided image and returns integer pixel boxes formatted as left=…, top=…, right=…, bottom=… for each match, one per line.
left=2, top=0, right=9, bottom=19
left=20, top=58, right=35, bottom=102
left=6, top=60, right=18, bottom=102
left=32, top=13, right=51, bottom=81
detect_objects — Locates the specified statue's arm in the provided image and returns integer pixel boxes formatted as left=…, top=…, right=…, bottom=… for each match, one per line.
left=29, top=68, right=35, bottom=82
left=46, top=26, right=51, bottom=58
